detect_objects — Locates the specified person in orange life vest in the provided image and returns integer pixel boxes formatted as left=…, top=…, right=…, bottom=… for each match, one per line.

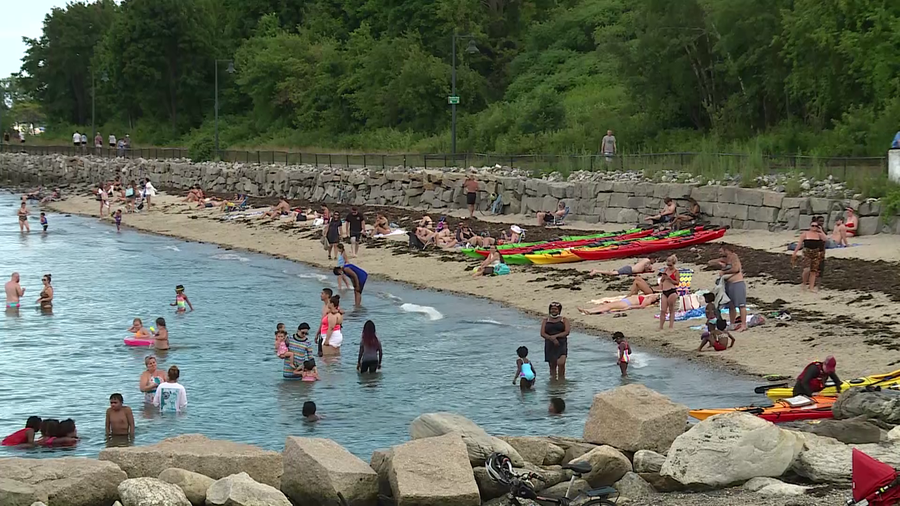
left=793, top=355, right=841, bottom=397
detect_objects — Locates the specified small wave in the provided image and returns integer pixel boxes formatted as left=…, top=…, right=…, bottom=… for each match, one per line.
left=211, top=253, right=249, bottom=262
left=400, top=303, right=444, bottom=321
left=466, top=318, right=505, bottom=326
left=378, top=292, right=403, bottom=302
left=163, top=245, right=181, bottom=252
left=298, top=273, right=329, bottom=282
left=626, top=351, right=650, bottom=369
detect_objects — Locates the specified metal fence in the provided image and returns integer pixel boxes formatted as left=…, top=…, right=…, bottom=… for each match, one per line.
left=0, top=143, right=888, bottom=180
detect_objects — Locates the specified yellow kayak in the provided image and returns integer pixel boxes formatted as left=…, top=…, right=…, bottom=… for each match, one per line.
left=524, top=250, right=582, bottom=265
left=766, top=369, right=900, bottom=401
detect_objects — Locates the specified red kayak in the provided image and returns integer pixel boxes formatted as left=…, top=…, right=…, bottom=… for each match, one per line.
left=471, top=228, right=654, bottom=257
left=572, top=227, right=727, bottom=261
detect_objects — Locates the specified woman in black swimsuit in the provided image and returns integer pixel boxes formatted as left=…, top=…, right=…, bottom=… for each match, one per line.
left=791, top=218, right=828, bottom=292
left=659, top=255, right=679, bottom=330
left=541, top=302, right=570, bottom=381
left=325, top=214, right=341, bottom=260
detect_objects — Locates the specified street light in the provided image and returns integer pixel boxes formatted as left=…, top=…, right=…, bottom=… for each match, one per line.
left=451, top=33, right=479, bottom=157
left=215, top=60, right=235, bottom=158
left=91, top=69, right=109, bottom=139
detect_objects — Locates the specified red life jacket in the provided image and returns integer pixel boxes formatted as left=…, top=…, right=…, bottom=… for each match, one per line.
left=798, top=361, right=826, bottom=392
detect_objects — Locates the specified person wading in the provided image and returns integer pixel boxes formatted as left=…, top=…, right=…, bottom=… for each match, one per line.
left=541, top=302, right=570, bottom=381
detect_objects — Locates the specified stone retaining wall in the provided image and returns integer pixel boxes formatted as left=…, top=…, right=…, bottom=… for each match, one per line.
left=0, top=153, right=891, bottom=234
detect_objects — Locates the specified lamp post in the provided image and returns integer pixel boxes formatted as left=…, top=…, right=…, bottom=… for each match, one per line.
left=91, top=69, right=109, bottom=138
left=451, top=33, right=479, bottom=157
left=214, top=60, right=235, bottom=159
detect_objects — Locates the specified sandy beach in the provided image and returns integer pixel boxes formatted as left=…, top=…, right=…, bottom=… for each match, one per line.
left=46, top=193, right=900, bottom=380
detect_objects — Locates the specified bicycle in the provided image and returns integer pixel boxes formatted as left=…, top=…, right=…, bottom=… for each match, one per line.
left=486, top=453, right=618, bottom=506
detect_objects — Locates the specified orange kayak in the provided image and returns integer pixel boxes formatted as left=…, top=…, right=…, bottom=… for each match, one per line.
left=690, top=395, right=836, bottom=422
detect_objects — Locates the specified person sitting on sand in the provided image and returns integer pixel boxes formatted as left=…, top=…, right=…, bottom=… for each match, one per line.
left=262, top=197, right=291, bottom=219
left=673, top=198, right=701, bottom=229
left=536, top=202, right=566, bottom=226
left=645, top=198, right=677, bottom=225
left=40, top=189, right=60, bottom=204
left=845, top=207, right=858, bottom=237
left=590, top=258, right=654, bottom=276
left=577, top=293, right=660, bottom=315
left=184, top=185, right=205, bottom=203
left=373, top=214, right=391, bottom=235
left=435, top=223, right=458, bottom=248
left=415, top=225, right=436, bottom=247
left=473, top=245, right=503, bottom=277
left=456, top=221, right=477, bottom=246
left=418, top=215, right=433, bottom=229
left=698, top=318, right=735, bottom=352
left=500, top=225, right=523, bottom=244
left=828, top=217, right=850, bottom=248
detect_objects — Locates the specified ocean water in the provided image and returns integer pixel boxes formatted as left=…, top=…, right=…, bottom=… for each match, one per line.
left=0, top=194, right=761, bottom=459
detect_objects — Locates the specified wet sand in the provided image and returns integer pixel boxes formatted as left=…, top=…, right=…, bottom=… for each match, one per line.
left=46, top=193, right=900, bottom=380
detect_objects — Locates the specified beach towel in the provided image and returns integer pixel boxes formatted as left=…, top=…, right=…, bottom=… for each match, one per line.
left=374, top=229, right=407, bottom=238
left=713, top=275, right=732, bottom=309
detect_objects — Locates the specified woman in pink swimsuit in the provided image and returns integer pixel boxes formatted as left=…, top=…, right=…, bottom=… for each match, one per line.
left=320, top=295, right=344, bottom=356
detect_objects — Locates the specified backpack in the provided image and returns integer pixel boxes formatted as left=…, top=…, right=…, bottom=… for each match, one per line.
left=493, top=263, right=510, bottom=276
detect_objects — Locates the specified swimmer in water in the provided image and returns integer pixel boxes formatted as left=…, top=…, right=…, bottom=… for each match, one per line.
left=170, top=285, right=193, bottom=313
left=295, top=358, right=319, bottom=381
left=105, top=393, right=134, bottom=438
left=153, top=365, right=188, bottom=413
left=39, top=212, right=48, bottom=232
left=513, top=346, right=536, bottom=390
left=302, top=401, right=322, bottom=421
left=275, top=330, right=298, bottom=368
left=128, top=318, right=151, bottom=338
left=548, top=397, right=566, bottom=415
left=114, top=209, right=122, bottom=232
left=153, top=317, right=169, bottom=350
left=613, top=332, right=631, bottom=377
left=139, top=356, right=168, bottom=404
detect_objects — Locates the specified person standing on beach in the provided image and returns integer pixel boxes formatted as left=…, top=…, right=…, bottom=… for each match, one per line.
left=464, top=173, right=479, bottom=219
left=708, top=244, right=747, bottom=331
left=344, top=207, right=366, bottom=257
left=143, top=178, right=156, bottom=209
left=5, top=272, right=25, bottom=311
left=600, top=129, right=617, bottom=162
left=541, top=302, right=570, bottom=381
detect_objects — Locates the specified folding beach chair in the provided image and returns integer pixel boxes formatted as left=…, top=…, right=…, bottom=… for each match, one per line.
left=548, top=206, right=570, bottom=226
left=489, top=193, right=503, bottom=215
left=224, top=194, right=248, bottom=212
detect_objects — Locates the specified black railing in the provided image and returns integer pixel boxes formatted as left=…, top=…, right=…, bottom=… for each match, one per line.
left=0, top=143, right=887, bottom=180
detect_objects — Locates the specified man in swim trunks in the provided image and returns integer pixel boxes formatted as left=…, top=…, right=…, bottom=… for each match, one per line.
left=464, top=173, right=479, bottom=219
left=344, top=206, right=367, bottom=257
left=708, top=244, right=748, bottom=331
left=334, top=264, right=367, bottom=306
left=5, top=272, right=25, bottom=311
left=590, top=258, right=654, bottom=276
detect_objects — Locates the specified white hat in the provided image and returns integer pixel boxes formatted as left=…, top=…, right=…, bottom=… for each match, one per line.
left=510, top=225, right=523, bottom=234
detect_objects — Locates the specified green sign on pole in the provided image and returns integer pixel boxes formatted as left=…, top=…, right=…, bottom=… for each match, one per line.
left=448, top=96, right=460, bottom=104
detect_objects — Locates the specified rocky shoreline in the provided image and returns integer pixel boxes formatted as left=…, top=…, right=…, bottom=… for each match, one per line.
left=5, top=384, right=900, bottom=506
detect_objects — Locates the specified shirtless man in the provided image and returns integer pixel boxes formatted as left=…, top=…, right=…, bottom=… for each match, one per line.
left=590, top=258, right=654, bottom=276
left=708, top=244, right=748, bottom=331
left=262, top=197, right=291, bottom=219
left=645, top=198, right=677, bottom=224
left=463, top=173, right=479, bottom=218
left=105, top=393, right=135, bottom=438
left=828, top=217, right=849, bottom=248
left=5, top=272, right=25, bottom=311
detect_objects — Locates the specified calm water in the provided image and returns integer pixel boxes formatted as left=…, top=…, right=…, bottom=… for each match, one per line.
left=0, top=193, right=760, bottom=459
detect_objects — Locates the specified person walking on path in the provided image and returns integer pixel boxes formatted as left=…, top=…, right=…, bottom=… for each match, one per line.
left=600, top=129, right=617, bottom=162
left=464, top=173, right=479, bottom=219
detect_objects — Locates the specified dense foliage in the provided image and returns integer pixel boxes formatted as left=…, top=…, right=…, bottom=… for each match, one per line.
left=9, top=0, right=900, bottom=155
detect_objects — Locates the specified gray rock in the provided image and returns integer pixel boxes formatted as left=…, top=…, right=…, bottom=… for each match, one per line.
left=387, top=433, right=480, bottom=506
left=786, top=416, right=884, bottom=444
left=369, top=449, right=393, bottom=498
left=118, top=478, right=192, bottom=506
left=281, top=437, right=378, bottom=506
left=498, top=436, right=565, bottom=466
left=613, top=472, right=655, bottom=499
left=660, top=412, right=802, bottom=487
left=409, top=412, right=523, bottom=466
left=633, top=450, right=665, bottom=474
left=99, top=434, right=282, bottom=487
left=638, top=473, right=684, bottom=493
left=833, top=389, right=900, bottom=425
left=205, top=472, right=291, bottom=506
left=791, top=433, right=900, bottom=484
left=541, top=479, right=588, bottom=498
left=888, top=426, right=900, bottom=441
left=568, top=445, right=632, bottom=487
left=157, top=469, right=214, bottom=506
left=858, top=216, right=881, bottom=236
left=743, top=477, right=810, bottom=496
left=583, top=384, right=689, bottom=453
left=0, top=457, right=127, bottom=506
left=561, top=443, right=598, bottom=465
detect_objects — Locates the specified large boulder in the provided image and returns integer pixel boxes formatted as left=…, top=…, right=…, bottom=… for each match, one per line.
left=567, top=445, right=632, bottom=487
left=369, top=449, right=393, bottom=498
left=206, top=473, right=291, bottom=506
left=743, top=477, right=810, bottom=496
left=785, top=416, right=884, bottom=444
left=660, top=412, right=802, bottom=487
left=791, top=434, right=900, bottom=484
left=541, top=479, right=588, bottom=498
left=888, top=426, right=900, bottom=441
left=0, top=457, right=127, bottom=506
left=583, top=385, right=689, bottom=453
left=117, top=478, right=191, bottom=506
left=99, top=435, right=282, bottom=487
left=409, top=413, right=523, bottom=466
left=633, top=450, right=665, bottom=474
left=499, top=437, right=565, bottom=466
left=157, top=469, right=214, bottom=506
left=387, top=433, right=480, bottom=506
left=282, top=437, right=378, bottom=506
left=833, top=389, right=900, bottom=426
left=561, top=443, right=597, bottom=465
left=637, top=473, right=684, bottom=493
left=613, top=472, right=655, bottom=500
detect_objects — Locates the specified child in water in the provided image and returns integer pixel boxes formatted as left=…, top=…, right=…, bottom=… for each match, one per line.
left=171, top=285, right=193, bottom=313
left=39, top=212, right=48, bottom=232
left=106, top=393, right=135, bottom=437
left=1, top=416, right=41, bottom=446
left=302, top=401, right=322, bottom=421
left=153, top=317, right=169, bottom=350
left=513, top=346, right=536, bottom=390
left=275, top=330, right=297, bottom=367
left=128, top=318, right=151, bottom=338
left=548, top=397, right=566, bottom=415
left=114, top=209, right=122, bottom=231
left=296, top=359, right=319, bottom=381
left=614, top=332, right=631, bottom=377
left=335, top=243, right=351, bottom=290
